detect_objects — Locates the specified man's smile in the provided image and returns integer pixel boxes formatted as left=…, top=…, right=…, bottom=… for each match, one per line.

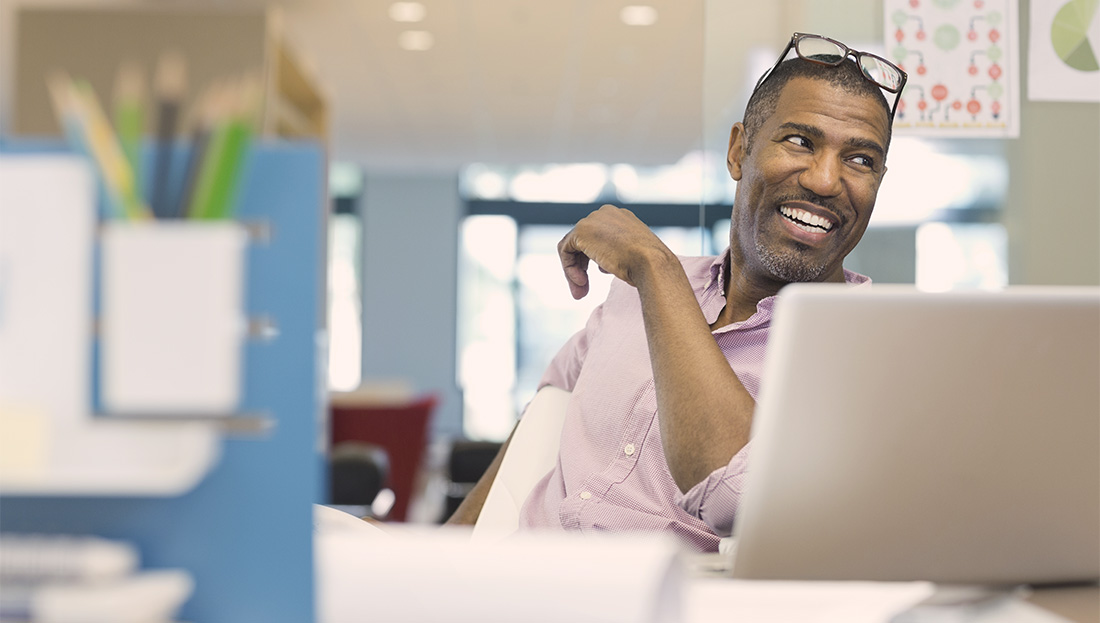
left=779, top=205, right=834, bottom=233
left=776, top=202, right=841, bottom=245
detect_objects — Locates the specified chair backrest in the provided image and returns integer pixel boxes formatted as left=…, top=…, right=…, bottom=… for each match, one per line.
left=445, top=440, right=504, bottom=519
left=330, top=394, right=437, bottom=522
left=328, top=442, right=389, bottom=507
left=471, top=385, right=571, bottom=541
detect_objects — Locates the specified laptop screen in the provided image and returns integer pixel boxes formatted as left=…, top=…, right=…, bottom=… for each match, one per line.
left=731, top=285, right=1100, bottom=585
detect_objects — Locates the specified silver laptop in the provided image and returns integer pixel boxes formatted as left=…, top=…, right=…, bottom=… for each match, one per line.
left=731, top=284, right=1100, bottom=585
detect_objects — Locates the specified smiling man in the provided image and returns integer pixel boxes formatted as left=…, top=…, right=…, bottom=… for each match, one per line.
left=448, top=34, right=905, bottom=552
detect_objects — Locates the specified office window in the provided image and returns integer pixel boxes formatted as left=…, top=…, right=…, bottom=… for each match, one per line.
left=457, top=216, right=518, bottom=440
left=917, top=223, right=1008, bottom=291
left=327, top=164, right=364, bottom=391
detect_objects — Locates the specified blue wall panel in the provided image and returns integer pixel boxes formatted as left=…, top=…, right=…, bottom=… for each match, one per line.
left=0, top=141, right=326, bottom=622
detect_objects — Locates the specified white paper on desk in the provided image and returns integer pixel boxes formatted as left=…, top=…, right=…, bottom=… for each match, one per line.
left=316, top=525, right=684, bottom=623
left=0, top=156, right=94, bottom=430
left=685, top=579, right=935, bottom=623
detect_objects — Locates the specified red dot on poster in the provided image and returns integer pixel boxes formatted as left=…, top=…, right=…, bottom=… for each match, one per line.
left=989, top=64, right=1002, bottom=79
left=989, top=29, right=1000, bottom=42
left=931, top=84, right=949, bottom=100
left=967, top=100, right=981, bottom=114
left=918, top=65, right=928, bottom=75
left=910, top=0, right=919, bottom=7
left=952, top=100, right=962, bottom=110
left=968, top=30, right=978, bottom=41
left=992, top=101, right=1001, bottom=113
left=896, top=28, right=905, bottom=42
left=918, top=100, right=928, bottom=111
left=968, top=65, right=978, bottom=75
left=975, top=0, right=984, bottom=7
left=916, top=30, right=926, bottom=41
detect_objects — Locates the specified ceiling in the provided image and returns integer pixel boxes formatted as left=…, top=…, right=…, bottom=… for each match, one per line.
left=280, top=0, right=880, bottom=169
left=286, top=0, right=708, bottom=169
left=1, top=0, right=880, bottom=170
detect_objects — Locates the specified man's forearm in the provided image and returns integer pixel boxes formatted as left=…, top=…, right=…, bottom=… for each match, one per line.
left=634, top=250, right=756, bottom=493
left=554, top=205, right=754, bottom=494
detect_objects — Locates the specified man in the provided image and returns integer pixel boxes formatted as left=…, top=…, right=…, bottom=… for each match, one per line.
left=447, top=33, right=906, bottom=552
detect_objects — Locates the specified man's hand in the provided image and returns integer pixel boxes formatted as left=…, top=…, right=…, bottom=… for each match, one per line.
left=557, top=204, right=677, bottom=299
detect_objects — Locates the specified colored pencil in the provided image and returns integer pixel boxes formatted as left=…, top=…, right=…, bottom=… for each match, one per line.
left=71, top=78, right=151, bottom=221
left=188, top=76, right=260, bottom=220
left=47, top=71, right=124, bottom=219
left=112, top=61, right=146, bottom=210
left=150, top=51, right=187, bottom=219
left=174, top=82, right=220, bottom=219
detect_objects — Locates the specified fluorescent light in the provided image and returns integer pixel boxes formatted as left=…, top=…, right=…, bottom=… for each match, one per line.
left=389, top=2, right=426, bottom=23
left=620, top=5, right=657, bottom=26
left=398, top=30, right=434, bottom=51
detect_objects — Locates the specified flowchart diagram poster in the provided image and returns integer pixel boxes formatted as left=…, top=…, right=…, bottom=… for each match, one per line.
left=885, top=0, right=1021, bottom=137
left=1028, top=0, right=1100, bottom=101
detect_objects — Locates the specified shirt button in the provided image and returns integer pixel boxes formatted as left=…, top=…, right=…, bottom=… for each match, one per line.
left=580, top=491, right=592, bottom=500
left=624, top=443, right=636, bottom=456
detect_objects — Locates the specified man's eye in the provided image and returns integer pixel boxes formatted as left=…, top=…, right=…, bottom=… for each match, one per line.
left=850, top=155, right=875, bottom=168
left=785, top=135, right=810, bottom=149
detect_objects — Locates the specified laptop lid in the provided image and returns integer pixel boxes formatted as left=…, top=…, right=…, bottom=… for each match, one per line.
left=730, top=285, right=1100, bottom=585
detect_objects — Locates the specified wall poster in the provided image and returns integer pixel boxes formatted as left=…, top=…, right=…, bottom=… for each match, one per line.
left=1028, top=0, right=1100, bottom=102
left=885, top=0, right=1021, bottom=137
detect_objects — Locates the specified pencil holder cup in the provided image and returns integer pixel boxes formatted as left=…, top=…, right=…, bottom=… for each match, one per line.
left=100, top=222, right=248, bottom=415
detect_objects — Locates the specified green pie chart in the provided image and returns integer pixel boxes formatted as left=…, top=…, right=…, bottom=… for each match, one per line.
left=1052, top=0, right=1100, bottom=71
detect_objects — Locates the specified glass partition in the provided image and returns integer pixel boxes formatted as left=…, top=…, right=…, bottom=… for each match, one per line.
left=455, top=0, right=1012, bottom=439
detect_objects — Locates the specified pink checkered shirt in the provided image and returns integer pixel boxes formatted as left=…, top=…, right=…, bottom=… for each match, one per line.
left=518, top=251, right=870, bottom=551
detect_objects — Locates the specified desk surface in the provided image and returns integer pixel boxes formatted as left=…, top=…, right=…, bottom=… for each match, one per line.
left=1027, top=584, right=1099, bottom=622
left=685, top=553, right=1099, bottom=622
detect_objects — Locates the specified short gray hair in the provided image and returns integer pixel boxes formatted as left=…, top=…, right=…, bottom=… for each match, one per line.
left=742, top=56, right=893, bottom=154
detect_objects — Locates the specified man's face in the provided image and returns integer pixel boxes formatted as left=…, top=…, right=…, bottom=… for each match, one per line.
left=726, top=76, right=890, bottom=285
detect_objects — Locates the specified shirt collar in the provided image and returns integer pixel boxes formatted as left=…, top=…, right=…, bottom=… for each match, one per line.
left=705, top=252, right=728, bottom=293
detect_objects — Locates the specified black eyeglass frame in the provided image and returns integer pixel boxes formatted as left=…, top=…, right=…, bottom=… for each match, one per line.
left=753, top=32, right=908, bottom=120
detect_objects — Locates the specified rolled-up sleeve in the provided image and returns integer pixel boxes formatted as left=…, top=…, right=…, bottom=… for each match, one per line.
left=678, top=440, right=752, bottom=537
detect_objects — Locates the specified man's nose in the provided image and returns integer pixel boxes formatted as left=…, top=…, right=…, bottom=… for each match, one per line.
left=798, top=153, right=842, bottom=197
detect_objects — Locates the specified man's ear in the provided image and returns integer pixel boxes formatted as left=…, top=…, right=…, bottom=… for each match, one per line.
left=727, top=122, right=747, bottom=182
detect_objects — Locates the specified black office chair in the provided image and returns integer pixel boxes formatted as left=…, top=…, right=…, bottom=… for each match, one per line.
left=442, top=440, right=503, bottom=521
left=328, top=442, right=391, bottom=518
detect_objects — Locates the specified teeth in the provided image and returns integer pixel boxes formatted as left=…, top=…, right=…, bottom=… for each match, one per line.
left=780, top=206, right=833, bottom=232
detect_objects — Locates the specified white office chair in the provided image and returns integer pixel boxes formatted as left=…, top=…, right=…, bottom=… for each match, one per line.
left=469, top=385, right=737, bottom=555
left=470, top=385, right=571, bottom=541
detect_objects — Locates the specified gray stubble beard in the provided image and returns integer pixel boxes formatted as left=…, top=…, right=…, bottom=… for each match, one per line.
left=754, top=238, right=829, bottom=283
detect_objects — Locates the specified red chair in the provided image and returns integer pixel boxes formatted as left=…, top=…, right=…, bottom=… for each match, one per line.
left=329, top=394, right=437, bottom=522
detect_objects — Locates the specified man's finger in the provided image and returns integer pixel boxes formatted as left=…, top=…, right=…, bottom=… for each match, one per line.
left=562, top=253, right=590, bottom=299
left=564, top=266, right=590, bottom=299
left=558, top=232, right=592, bottom=299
